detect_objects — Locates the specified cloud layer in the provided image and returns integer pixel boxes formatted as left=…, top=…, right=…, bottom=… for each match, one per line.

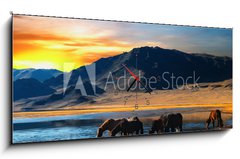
left=13, top=15, right=232, bottom=71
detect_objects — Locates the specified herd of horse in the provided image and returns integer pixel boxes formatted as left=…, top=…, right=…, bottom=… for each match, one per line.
left=97, top=109, right=224, bottom=137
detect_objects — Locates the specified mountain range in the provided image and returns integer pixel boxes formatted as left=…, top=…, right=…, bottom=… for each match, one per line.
left=13, top=68, right=62, bottom=82
left=44, top=46, right=232, bottom=90
left=13, top=78, right=56, bottom=101
left=13, top=46, right=232, bottom=110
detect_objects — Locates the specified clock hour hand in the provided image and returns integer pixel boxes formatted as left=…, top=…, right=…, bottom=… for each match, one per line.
left=127, top=79, right=136, bottom=92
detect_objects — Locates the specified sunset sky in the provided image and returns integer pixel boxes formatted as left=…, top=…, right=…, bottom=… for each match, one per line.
left=13, top=15, right=232, bottom=72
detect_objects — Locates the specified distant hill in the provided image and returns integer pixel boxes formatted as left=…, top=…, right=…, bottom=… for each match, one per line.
left=13, top=68, right=62, bottom=82
left=44, top=46, right=232, bottom=90
left=30, top=82, right=104, bottom=108
left=13, top=78, right=56, bottom=100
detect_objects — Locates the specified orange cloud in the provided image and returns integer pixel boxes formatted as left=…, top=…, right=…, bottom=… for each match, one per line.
left=14, top=33, right=71, bottom=41
left=12, top=15, right=167, bottom=71
left=13, top=31, right=131, bottom=71
left=13, top=18, right=133, bottom=72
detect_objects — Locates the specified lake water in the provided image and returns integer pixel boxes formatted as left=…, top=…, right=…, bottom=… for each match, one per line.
left=13, top=109, right=232, bottom=144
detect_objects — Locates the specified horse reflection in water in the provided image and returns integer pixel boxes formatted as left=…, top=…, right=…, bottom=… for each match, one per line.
left=97, top=118, right=127, bottom=137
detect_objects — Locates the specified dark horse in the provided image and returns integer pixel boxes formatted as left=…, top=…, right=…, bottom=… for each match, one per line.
left=97, top=118, right=127, bottom=137
left=149, top=118, right=164, bottom=134
left=206, top=109, right=223, bottom=129
left=161, top=113, right=183, bottom=132
left=110, top=118, right=144, bottom=136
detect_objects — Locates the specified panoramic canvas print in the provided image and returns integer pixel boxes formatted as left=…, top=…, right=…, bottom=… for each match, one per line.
left=12, top=14, right=232, bottom=144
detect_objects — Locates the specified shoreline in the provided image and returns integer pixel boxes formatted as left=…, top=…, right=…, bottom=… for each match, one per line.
left=13, top=103, right=232, bottom=119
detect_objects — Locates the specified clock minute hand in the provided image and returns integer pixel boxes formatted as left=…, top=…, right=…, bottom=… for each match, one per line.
left=138, top=80, right=152, bottom=95
left=122, top=64, right=139, bottom=81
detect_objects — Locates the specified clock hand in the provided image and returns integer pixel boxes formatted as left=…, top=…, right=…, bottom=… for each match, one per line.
left=127, top=79, right=136, bottom=92
left=122, top=64, right=139, bottom=81
left=122, top=64, right=152, bottom=94
left=138, top=80, right=152, bottom=95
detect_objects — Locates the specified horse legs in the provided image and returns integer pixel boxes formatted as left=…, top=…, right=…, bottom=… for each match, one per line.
left=217, top=119, right=220, bottom=127
left=171, top=127, right=176, bottom=132
left=179, top=124, right=183, bottom=132
left=212, top=119, right=215, bottom=128
left=136, top=130, right=139, bottom=135
left=206, top=118, right=211, bottom=129
left=207, top=122, right=210, bottom=128
left=165, top=127, right=170, bottom=132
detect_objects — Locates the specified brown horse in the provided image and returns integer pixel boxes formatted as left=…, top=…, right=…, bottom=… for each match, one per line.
left=97, top=118, right=127, bottom=137
left=206, top=109, right=223, bottom=129
left=110, top=119, right=144, bottom=136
